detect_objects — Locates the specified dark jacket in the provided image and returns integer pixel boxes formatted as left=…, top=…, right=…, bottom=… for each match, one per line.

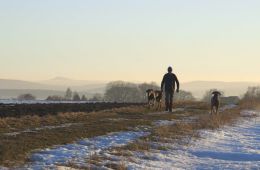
left=161, top=73, right=179, bottom=93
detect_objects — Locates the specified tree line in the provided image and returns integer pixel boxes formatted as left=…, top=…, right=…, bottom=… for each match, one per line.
left=17, top=88, right=103, bottom=101
left=104, top=81, right=195, bottom=102
left=16, top=81, right=260, bottom=103
left=46, top=88, right=103, bottom=101
left=242, top=86, right=260, bottom=101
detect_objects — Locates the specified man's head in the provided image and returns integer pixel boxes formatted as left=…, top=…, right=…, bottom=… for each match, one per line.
left=167, top=66, right=172, bottom=73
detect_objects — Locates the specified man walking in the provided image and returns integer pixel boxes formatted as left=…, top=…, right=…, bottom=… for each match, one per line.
left=161, top=66, right=180, bottom=112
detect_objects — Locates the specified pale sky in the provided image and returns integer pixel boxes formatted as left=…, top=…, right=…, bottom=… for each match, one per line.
left=0, top=0, right=259, bottom=83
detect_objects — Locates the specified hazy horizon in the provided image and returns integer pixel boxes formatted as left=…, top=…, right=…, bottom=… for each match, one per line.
left=1, top=0, right=260, bottom=83
left=0, top=77, right=259, bottom=99
left=1, top=76, right=260, bottom=85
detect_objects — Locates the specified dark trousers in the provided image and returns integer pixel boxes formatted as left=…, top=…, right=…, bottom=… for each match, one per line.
left=165, top=91, right=174, bottom=111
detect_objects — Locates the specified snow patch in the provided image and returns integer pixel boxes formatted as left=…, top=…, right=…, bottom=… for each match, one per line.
left=220, top=104, right=237, bottom=111
left=0, top=99, right=101, bottom=104
left=240, top=110, right=259, bottom=117
left=150, top=108, right=185, bottom=115
left=90, top=109, right=259, bottom=169
left=126, top=110, right=260, bottom=169
left=153, top=120, right=176, bottom=126
left=23, top=131, right=149, bottom=169
left=153, top=117, right=198, bottom=127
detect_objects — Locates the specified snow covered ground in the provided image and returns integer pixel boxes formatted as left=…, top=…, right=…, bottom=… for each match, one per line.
left=0, top=99, right=101, bottom=104
left=22, top=131, right=149, bottom=169
left=127, top=110, right=260, bottom=169
left=2, top=107, right=258, bottom=169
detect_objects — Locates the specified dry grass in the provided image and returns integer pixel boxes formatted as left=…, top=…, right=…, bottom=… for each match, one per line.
left=0, top=106, right=151, bottom=167
left=0, top=105, right=156, bottom=134
left=105, top=106, right=243, bottom=167
left=124, top=138, right=151, bottom=152
left=87, top=152, right=103, bottom=166
left=65, top=101, right=256, bottom=169
left=105, top=162, right=127, bottom=170
left=239, top=98, right=260, bottom=110
left=173, top=100, right=209, bottom=110
left=0, top=100, right=243, bottom=168
left=153, top=108, right=241, bottom=142
left=0, top=103, right=183, bottom=167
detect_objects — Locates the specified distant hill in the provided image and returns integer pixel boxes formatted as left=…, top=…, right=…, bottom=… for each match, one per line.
left=0, top=89, right=64, bottom=99
left=40, top=77, right=107, bottom=87
left=39, top=77, right=107, bottom=92
left=0, top=89, right=99, bottom=100
left=0, top=78, right=107, bottom=90
left=0, top=79, right=54, bottom=90
left=0, top=78, right=107, bottom=99
left=181, top=81, right=260, bottom=99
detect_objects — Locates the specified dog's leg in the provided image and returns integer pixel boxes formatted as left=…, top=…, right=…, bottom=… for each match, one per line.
left=148, top=100, right=151, bottom=109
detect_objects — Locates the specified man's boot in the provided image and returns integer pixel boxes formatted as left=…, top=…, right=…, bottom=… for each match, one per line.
left=165, top=102, right=169, bottom=111
left=169, top=105, right=172, bottom=112
left=169, top=100, right=173, bottom=112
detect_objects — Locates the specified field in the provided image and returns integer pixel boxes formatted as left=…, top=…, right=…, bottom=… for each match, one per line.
left=0, top=102, right=143, bottom=118
left=0, top=101, right=259, bottom=169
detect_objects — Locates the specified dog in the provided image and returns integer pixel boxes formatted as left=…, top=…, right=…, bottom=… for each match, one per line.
left=211, top=91, right=221, bottom=114
left=154, top=90, right=163, bottom=110
left=146, top=89, right=155, bottom=107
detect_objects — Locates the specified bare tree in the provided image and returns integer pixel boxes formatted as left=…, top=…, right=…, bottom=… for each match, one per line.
left=175, top=90, right=195, bottom=101
left=89, top=93, right=103, bottom=102
left=243, top=86, right=260, bottom=100
left=81, top=95, right=87, bottom=101
left=105, top=81, right=159, bottom=103
left=72, top=92, right=81, bottom=101
left=65, top=88, right=72, bottom=100
left=46, top=95, right=64, bottom=101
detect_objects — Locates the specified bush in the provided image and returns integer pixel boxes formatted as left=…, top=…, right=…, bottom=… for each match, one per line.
left=240, top=86, right=260, bottom=109
left=46, top=95, right=64, bottom=101
left=17, top=94, right=36, bottom=100
left=104, top=81, right=194, bottom=103
left=64, top=88, right=73, bottom=100
left=89, top=93, right=103, bottom=102
left=81, top=95, right=87, bottom=101
left=89, top=93, right=104, bottom=102
left=243, top=86, right=260, bottom=100
left=72, top=92, right=81, bottom=101
left=105, top=81, right=155, bottom=103
left=175, top=90, right=195, bottom=101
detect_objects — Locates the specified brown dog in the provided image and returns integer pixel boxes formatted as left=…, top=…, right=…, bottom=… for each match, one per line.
left=146, top=89, right=155, bottom=107
left=211, top=91, right=221, bottom=114
left=154, top=90, right=163, bottom=110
